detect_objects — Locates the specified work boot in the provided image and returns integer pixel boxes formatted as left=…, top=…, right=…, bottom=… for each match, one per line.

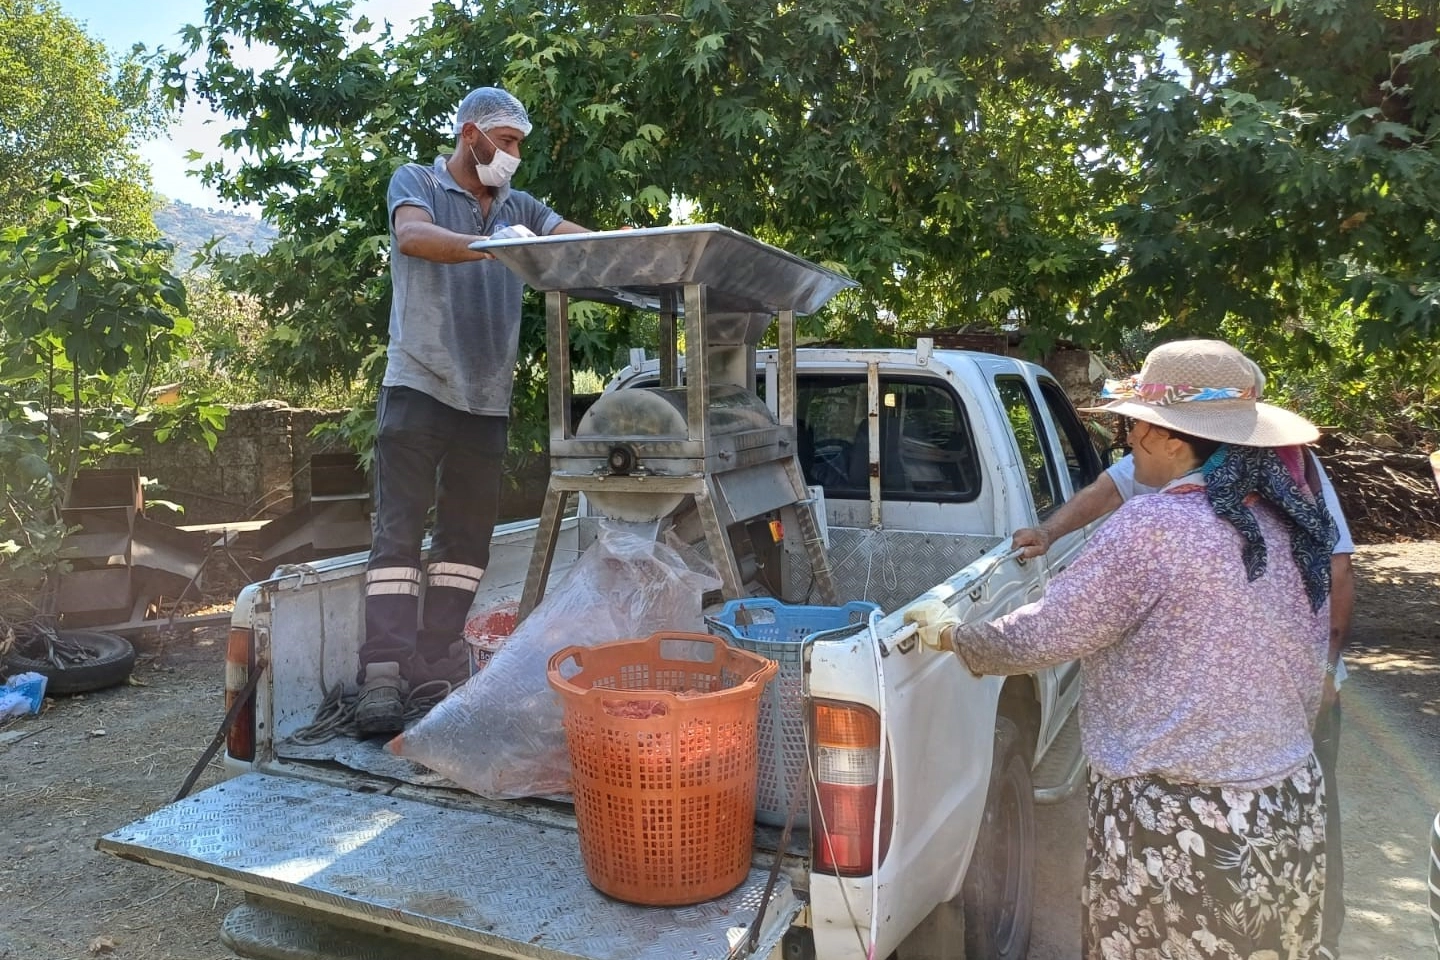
left=355, top=661, right=407, bottom=736
left=409, top=641, right=470, bottom=688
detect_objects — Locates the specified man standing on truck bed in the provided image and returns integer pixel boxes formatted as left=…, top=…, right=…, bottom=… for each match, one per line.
left=357, top=86, right=589, bottom=735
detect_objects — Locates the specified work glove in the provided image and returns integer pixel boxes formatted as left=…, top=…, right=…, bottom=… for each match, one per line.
left=1011, top=526, right=1053, bottom=560
left=903, top=599, right=960, bottom=653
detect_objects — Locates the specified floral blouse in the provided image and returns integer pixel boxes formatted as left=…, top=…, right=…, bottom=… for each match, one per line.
left=953, top=484, right=1329, bottom=789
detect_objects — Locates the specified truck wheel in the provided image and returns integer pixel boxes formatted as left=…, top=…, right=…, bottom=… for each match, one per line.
left=961, top=717, right=1035, bottom=960
left=3, top=629, right=136, bottom=695
left=889, top=718, right=1034, bottom=960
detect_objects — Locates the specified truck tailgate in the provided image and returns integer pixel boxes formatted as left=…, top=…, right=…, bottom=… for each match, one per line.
left=97, top=773, right=799, bottom=960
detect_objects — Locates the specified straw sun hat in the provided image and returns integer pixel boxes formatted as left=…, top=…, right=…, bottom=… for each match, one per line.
left=1083, top=339, right=1319, bottom=447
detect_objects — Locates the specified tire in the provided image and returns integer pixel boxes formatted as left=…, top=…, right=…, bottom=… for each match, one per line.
left=961, top=717, right=1036, bottom=960
left=4, top=629, right=136, bottom=695
left=891, top=717, right=1035, bottom=960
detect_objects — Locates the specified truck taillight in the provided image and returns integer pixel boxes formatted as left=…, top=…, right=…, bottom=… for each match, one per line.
left=225, top=627, right=255, bottom=762
left=811, top=700, right=892, bottom=876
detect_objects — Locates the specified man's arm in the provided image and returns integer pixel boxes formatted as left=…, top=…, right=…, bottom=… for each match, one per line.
left=1320, top=551, right=1354, bottom=712
left=1328, top=552, right=1354, bottom=666
left=394, top=207, right=591, bottom=263
left=1011, top=471, right=1123, bottom=559
left=393, top=205, right=492, bottom=263
left=1307, top=450, right=1356, bottom=708
left=1307, top=452, right=1355, bottom=666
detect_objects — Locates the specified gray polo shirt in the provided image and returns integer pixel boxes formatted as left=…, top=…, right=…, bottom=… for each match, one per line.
left=383, top=156, right=563, bottom=416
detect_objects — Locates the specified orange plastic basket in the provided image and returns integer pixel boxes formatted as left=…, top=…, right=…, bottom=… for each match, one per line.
left=547, top=633, right=778, bottom=906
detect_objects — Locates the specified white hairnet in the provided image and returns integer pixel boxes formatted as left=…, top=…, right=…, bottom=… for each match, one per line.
left=454, top=87, right=533, bottom=138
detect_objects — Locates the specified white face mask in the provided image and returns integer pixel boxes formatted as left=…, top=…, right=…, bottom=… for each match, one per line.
left=470, top=128, right=521, bottom=187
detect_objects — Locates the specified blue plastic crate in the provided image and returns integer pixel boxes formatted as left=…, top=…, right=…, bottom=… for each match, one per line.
left=706, top=598, right=879, bottom=828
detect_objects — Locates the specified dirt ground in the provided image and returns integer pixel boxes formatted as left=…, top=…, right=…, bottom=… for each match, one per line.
left=1, top=541, right=1437, bottom=960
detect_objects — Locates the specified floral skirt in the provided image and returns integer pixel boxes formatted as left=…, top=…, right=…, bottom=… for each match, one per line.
left=1083, top=755, right=1327, bottom=960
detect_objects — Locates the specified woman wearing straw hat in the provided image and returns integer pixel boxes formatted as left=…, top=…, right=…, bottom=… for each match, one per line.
left=1008, top=356, right=1356, bottom=958
left=909, top=339, right=1339, bottom=959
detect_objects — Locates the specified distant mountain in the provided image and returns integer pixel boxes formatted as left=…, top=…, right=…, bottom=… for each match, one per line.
left=153, top=198, right=278, bottom=269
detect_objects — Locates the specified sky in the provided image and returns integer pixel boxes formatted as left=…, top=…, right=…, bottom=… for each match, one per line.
left=58, top=0, right=431, bottom=213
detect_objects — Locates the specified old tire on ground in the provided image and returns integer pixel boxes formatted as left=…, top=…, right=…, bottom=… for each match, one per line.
left=3, top=630, right=136, bottom=695
left=961, top=716, right=1035, bottom=960
left=891, top=717, right=1035, bottom=960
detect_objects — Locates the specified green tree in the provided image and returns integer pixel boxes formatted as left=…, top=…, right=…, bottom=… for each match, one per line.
left=158, top=0, right=1129, bottom=390
left=0, top=0, right=163, bottom=235
left=0, top=174, right=223, bottom=626
left=1096, top=1, right=1440, bottom=365
left=160, top=269, right=370, bottom=408
left=160, top=0, right=1440, bottom=421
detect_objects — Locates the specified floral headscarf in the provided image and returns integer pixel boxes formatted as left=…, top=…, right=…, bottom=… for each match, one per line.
left=1200, top=445, right=1338, bottom=612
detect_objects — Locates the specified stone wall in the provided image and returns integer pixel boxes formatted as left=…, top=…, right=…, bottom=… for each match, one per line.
left=118, top=403, right=548, bottom=527
left=117, top=403, right=353, bottom=526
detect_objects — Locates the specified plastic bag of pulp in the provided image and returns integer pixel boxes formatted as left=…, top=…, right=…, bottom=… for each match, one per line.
left=390, top=523, right=720, bottom=798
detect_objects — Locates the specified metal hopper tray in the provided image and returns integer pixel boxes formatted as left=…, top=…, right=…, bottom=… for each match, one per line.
left=469, top=223, right=856, bottom=314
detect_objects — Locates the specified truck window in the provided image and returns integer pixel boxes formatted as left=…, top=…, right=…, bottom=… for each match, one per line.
left=994, top=377, right=1060, bottom=518
left=795, top=375, right=981, bottom=503
left=1037, top=378, right=1104, bottom=495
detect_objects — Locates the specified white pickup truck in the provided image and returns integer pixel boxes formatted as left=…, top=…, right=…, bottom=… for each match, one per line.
left=99, top=228, right=1101, bottom=960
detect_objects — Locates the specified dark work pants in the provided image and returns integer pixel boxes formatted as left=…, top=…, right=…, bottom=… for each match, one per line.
left=360, top=386, right=507, bottom=673
left=1313, top=694, right=1344, bottom=956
